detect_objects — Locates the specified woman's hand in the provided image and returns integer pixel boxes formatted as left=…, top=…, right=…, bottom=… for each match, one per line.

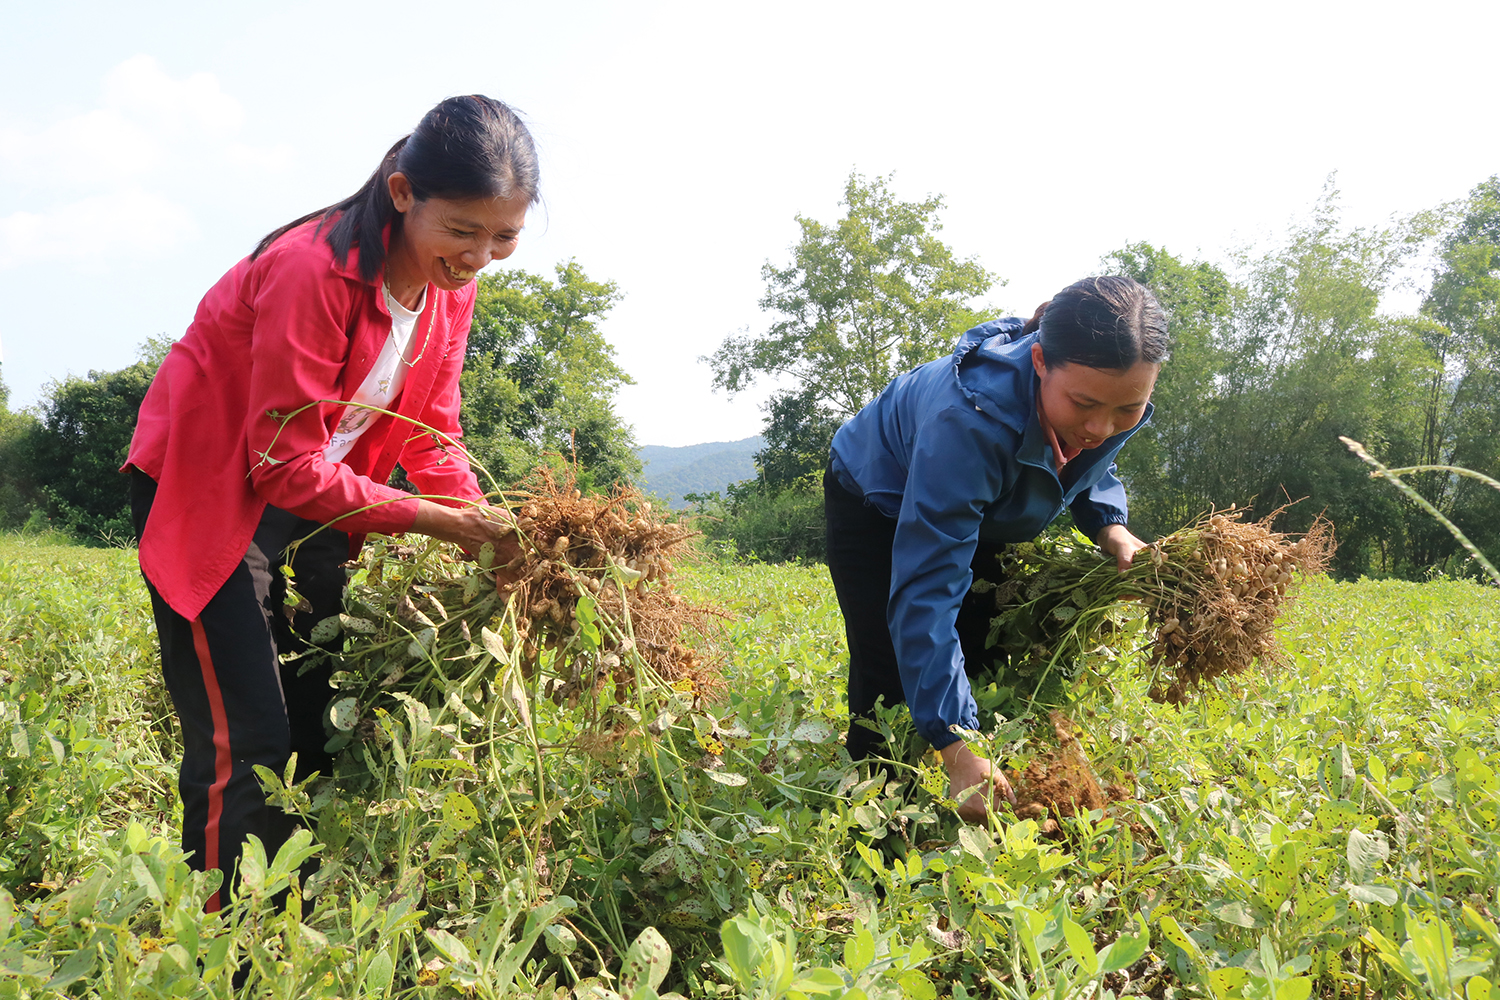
left=412, top=500, right=523, bottom=570
left=940, top=741, right=1016, bottom=822
left=1096, top=523, right=1149, bottom=573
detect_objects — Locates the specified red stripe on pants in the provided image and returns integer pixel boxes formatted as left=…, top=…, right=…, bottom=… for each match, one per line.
left=189, top=618, right=233, bottom=913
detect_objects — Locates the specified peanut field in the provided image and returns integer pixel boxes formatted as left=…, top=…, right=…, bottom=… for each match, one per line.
left=0, top=529, right=1498, bottom=1000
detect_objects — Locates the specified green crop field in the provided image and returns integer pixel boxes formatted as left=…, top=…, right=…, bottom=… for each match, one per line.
left=1, top=530, right=1498, bottom=999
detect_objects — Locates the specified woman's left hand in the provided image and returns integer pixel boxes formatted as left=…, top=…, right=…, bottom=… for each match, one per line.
left=1097, top=523, right=1148, bottom=573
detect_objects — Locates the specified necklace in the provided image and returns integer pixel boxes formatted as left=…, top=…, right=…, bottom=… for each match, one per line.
left=383, top=282, right=431, bottom=369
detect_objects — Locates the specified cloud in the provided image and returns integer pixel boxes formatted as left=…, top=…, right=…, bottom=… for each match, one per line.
left=0, top=55, right=291, bottom=269
left=0, top=188, right=197, bottom=269
left=103, top=54, right=245, bottom=139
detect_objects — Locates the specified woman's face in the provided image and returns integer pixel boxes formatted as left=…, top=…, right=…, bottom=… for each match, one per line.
left=386, top=172, right=529, bottom=302
left=1031, top=343, right=1158, bottom=451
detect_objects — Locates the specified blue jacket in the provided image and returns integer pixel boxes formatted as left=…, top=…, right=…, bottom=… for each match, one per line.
left=828, top=318, right=1152, bottom=749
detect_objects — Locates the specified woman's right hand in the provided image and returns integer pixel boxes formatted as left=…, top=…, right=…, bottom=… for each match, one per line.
left=412, top=500, right=523, bottom=572
left=940, top=741, right=1016, bottom=822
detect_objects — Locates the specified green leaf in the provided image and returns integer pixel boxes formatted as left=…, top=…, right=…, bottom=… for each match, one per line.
left=1210, top=968, right=1252, bottom=994
left=844, top=924, right=875, bottom=973
left=1346, top=829, right=1389, bottom=883
left=1261, top=842, right=1298, bottom=907
left=1279, top=977, right=1314, bottom=1000
left=791, top=967, right=848, bottom=995
left=1063, top=917, right=1100, bottom=976
left=442, top=792, right=479, bottom=831
left=1347, top=884, right=1398, bottom=906
left=309, top=615, right=342, bottom=645
left=896, top=968, right=939, bottom=1000
left=362, top=951, right=395, bottom=993
left=43, top=946, right=95, bottom=989
left=329, top=696, right=359, bottom=732
left=1099, top=918, right=1151, bottom=973
left=620, top=927, right=672, bottom=994
left=720, top=917, right=768, bottom=987
left=545, top=924, right=578, bottom=956
left=480, top=625, right=510, bottom=660
left=1463, top=905, right=1500, bottom=949
left=426, top=927, right=474, bottom=965
left=1210, top=900, right=1262, bottom=929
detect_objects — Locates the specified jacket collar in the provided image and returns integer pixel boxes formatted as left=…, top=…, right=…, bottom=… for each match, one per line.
left=1015, top=400, right=1153, bottom=481
left=952, top=319, right=1033, bottom=432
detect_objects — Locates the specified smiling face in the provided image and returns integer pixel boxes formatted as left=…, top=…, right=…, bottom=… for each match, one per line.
left=383, top=172, right=529, bottom=308
left=1031, top=342, right=1158, bottom=451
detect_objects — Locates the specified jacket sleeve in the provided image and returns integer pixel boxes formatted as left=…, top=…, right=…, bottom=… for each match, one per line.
left=888, top=406, right=1012, bottom=750
left=400, top=290, right=486, bottom=505
left=242, top=249, right=423, bottom=534
left=1069, top=462, right=1130, bottom=541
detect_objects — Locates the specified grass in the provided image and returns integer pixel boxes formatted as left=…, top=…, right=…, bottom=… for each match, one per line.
left=0, top=532, right=1497, bottom=999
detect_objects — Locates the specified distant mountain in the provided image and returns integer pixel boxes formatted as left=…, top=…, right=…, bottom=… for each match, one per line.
left=635, top=436, right=763, bottom=508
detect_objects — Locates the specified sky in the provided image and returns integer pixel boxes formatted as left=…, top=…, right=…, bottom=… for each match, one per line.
left=2, top=0, right=1496, bottom=447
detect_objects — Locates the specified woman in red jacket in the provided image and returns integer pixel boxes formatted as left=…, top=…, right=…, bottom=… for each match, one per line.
left=125, top=95, right=534, bottom=910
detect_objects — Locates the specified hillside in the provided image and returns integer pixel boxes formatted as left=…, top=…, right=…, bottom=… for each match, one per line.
left=635, top=435, right=762, bottom=507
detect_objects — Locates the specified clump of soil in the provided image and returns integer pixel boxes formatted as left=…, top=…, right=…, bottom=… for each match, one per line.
left=1009, top=713, right=1131, bottom=835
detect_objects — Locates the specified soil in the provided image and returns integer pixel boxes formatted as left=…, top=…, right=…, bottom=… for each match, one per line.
left=1007, top=713, right=1136, bottom=836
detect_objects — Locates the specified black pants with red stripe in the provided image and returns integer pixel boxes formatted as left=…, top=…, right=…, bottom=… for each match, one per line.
left=130, top=472, right=343, bottom=910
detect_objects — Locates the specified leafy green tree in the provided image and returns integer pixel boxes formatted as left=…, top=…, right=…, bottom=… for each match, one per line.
left=1412, top=175, right=1500, bottom=570
left=456, top=261, right=640, bottom=493
left=19, top=339, right=173, bottom=543
left=1105, top=188, right=1441, bottom=577
left=705, top=171, right=997, bottom=486
left=754, top=388, right=842, bottom=492
left=685, top=476, right=826, bottom=564
left=1222, top=190, right=1437, bottom=575
left=0, top=368, right=43, bottom=529
left=1102, top=243, right=1235, bottom=538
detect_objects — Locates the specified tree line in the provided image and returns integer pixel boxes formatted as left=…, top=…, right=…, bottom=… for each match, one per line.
left=691, top=172, right=1500, bottom=581
left=3, top=173, right=1496, bottom=583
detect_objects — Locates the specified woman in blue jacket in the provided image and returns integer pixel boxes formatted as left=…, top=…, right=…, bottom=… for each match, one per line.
left=825, top=275, right=1167, bottom=820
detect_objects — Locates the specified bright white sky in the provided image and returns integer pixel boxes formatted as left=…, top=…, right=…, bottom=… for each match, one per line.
left=2, top=0, right=1496, bottom=446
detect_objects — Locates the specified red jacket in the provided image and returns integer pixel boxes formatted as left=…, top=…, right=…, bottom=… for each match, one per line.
left=126, top=219, right=485, bottom=619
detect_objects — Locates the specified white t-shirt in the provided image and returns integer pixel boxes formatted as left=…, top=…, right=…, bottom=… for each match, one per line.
left=324, top=284, right=427, bottom=462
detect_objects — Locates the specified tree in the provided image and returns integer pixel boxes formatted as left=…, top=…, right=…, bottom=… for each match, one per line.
left=19, top=339, right=172, bottom=542
left=1102, top=243, right=1236, bottom=539
left=456, top=261, right=640, bottom=493
left=1219, top=188, right=1437, bottom=575
left=1107, top=186, right=1445, bottom=575
left=1413, top=175, right=1500, bottom=570
left=705, top=171, right=998, bottom=486
left=0, top=367, right=43, bottom=529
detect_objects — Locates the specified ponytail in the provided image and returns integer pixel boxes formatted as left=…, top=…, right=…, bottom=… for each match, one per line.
left=1021, top=300, right=1050, bottom=336
left=252, top=137, right=407, bottom=283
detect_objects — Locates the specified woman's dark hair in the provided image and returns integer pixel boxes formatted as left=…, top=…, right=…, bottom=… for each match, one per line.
left=253, top=95, right=540, bottom=284
left=1022, top=276, right=1169, bottom=370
